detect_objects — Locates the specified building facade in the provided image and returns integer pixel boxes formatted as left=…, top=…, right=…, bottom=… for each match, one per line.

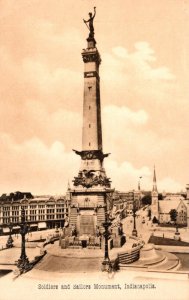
left=0, top=192, right=70, bottom=234
left=112, top=190, right=142, bottom=218
left=150, top=170, right=189, bottom=226
left=159, top=199, right=187, bottom=225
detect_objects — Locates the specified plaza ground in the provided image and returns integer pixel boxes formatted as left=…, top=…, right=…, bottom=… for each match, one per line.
left=0, top=214, right=189, bottom=293
left=148, top=236, right=189, bottom=246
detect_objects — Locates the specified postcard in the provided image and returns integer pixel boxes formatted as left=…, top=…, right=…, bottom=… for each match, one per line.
left=0, top=1, right=189, bottom=300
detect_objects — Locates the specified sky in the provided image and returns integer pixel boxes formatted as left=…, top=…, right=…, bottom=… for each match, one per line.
left=0, top=0, right=189, bottom=195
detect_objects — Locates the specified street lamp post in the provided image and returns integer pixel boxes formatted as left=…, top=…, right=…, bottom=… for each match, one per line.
left=174, top=222, right=180, bottom=240
left=101, top=191, right=113, bottom=272
left=132, top=200, right=138, bottom=237
left=17, top=208, right=30, bottom=271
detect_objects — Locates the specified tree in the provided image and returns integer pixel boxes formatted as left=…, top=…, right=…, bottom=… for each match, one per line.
left=141, top=194, right=151, bottom=205
left=169, top=209, right=178, bottom=225
left=169, top=209, right=180, bottom=238
left=152, top=216, right=158, bottom=224
left=148, top=209, right=151, bottom=220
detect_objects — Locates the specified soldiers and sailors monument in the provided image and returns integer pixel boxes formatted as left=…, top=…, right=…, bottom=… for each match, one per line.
left=68, top=7, right=114, bottom=245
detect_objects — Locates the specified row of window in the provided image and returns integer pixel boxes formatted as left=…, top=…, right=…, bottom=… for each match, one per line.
left=1, top=203, right=68, bottom=210
left=1, top=213, right=68, bottom=222
left=0, top=209, right=68, bottom=215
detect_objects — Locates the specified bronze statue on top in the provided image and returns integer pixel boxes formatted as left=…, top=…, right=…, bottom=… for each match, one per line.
left=83, top=7, right=96, bottom=38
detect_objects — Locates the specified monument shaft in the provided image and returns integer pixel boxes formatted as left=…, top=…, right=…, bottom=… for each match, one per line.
left=69, top=13, right=112, bottom=240
left=82, top=49, right=102, bottom=152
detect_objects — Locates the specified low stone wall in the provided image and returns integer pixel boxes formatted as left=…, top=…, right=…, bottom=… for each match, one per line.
left=154, top=245, right=189, bottom=254
left=112, top=235, right=126, bottom=248
left=0, top=246, right=10, bottom=252
left=14, top=250, right=47, bottom=276
left=150, top=227, right=180, bottom=233
left=140, top=243, right=158, bottom=260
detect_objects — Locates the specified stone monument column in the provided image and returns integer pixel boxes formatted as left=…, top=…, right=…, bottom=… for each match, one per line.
left=69, top=9, right=112, bottom=239
left=73, top=9, right=110, bottom=188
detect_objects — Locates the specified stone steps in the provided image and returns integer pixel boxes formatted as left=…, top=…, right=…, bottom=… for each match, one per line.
left=119, top=244, right=181, bottom=272
left=149, top=252, right=180, bottom=271
left=97, top=207, right=105, bottom=230
left=69, top=208, right=77, bottom=225
left=132, top=251, right=166, bottom=267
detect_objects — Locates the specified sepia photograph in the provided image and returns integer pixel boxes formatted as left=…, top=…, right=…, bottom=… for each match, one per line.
left=0, top=1, right=189, bottom=299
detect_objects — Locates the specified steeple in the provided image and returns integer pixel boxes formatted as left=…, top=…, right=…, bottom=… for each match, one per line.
left=138, top=176, right=142, bottom=191
left=151, top=165, right=159, bottom=220
left=66, top=180, right=71, bottom=201
left=67, top=180, right=70, bottom=191
left=152, top=165, right=158, bottom=192
left=138, top=180, right=140, bottom=191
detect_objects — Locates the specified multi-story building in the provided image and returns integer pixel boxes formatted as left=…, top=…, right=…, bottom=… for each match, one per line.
left=159, top=199, right=187, bottom=225
left=112, top=190, right=142, bottom=218
left=150, top=168, right=189, bottom=226
left=0, top=191, right=71, bottom=234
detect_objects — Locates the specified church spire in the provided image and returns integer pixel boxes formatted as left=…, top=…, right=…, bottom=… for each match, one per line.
left=138, top=176, right=142, bottom=191
left=151, top=165, right=159, bottom=221
left=138, top=180, right=140, bottom=191
left=153, top=165, right=157, bottom=192
left=67, top=180, right=70, bottom=191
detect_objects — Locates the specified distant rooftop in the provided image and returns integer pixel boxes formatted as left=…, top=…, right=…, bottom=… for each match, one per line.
left=0, top=191, right=33, bottom=201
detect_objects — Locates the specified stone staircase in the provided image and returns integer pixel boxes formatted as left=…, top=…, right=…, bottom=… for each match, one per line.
left=119, top=243, right=180, bottom=272
left=97, top=195, right=105, bottom=231
left=97, top=207, right=105, bottom=231
left=69, top=207, right=77, bottom=226
left=148, top=252, right=180, bottom=271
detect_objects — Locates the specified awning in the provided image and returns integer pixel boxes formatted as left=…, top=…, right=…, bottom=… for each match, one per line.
left=30, top=224, right=38, bottom=227
left=12, top=226, right=20, bottom=230
left=3, top=227, right=10, bottom=233
left=38, top=222, right=47, bottom=229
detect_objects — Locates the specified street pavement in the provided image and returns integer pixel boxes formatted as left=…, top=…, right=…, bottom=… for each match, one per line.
left=0, top=214, right=189, bottom=275
left=0, top=216, right=189, bottom=300
left=0, top=229, right=57, bottom=270
left=122, top=215, right=152, bottom=243
left=0, top=228, right=59, bottom=249
left=121, top=214, right=189, bottom=244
